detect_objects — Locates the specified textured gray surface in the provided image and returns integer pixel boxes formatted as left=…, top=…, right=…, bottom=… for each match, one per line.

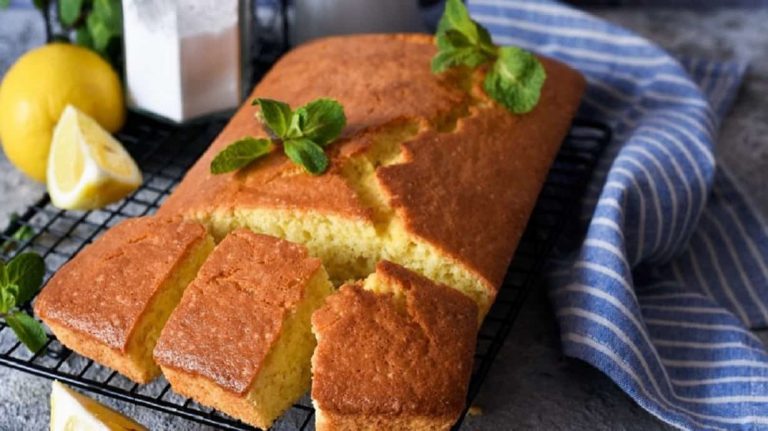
left=1, top=5, right=767, bottom=431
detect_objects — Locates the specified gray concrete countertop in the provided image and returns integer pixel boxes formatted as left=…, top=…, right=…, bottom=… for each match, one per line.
left=2, top=5, right=767, bottom=431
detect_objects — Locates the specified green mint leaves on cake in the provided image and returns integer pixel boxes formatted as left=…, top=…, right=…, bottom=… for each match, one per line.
left=210, top=137, right=275, bottom=175
left=485, top=47, right=547, bottom=114
left=210, top=98, right=346, bottom=175
left=431, top=0, right=497, bottom=73
left=432, top=0, right=546, bottom=114
left=0, top=253, right=48, bottom=353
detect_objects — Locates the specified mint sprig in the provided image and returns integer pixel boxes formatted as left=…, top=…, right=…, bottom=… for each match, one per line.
left=210, top=98, right=346, bottom=175
left=0, top=253, right=47, bottom=353
left=291, top=99, right=347, bottom=147
left=210, top=137, right=274, bottom=175
left=432, top=0, right=546, bottom=114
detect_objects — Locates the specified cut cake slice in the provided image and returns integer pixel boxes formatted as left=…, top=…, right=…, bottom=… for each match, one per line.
left=34, top=216, right=214, bottom=383
left=154, top=229, right=333, bottom=429
left=311, top=261, right=478, bottom=431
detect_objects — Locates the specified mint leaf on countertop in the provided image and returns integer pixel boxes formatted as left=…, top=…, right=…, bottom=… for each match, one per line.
left=432, top=0, right=546, bottom=114
left=6, top=311, right=47, bottom=353
left=210, top=137, right=274, bottom=174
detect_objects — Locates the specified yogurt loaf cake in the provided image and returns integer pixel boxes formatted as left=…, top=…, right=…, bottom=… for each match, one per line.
left=158, top=34, right=585, bottom=319
left=34, top=217, right=214, bottom=383
left=311, top=261, right=478, bottom=431
left=154, top=229, right=333, bottom=429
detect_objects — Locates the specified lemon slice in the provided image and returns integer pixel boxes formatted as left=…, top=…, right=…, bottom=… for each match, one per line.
left=50, top=381, right=147, bottom=431
left=47, top=105, right=141, bottom=210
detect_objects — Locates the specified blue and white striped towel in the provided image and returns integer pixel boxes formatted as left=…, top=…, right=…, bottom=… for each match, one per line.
left=468, top=1, right=768, bottom=429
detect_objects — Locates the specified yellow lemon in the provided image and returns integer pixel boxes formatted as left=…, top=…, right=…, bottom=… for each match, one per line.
left=50, top=381, right=148, bottom=431
left=0, top=43, right=125, bottom=182
left=48, top=105, right=141, bottom=210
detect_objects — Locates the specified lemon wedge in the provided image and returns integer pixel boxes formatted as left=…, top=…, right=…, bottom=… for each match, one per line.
left=50, top=381, right=147, bottom=431
left=47, top=105, right=141, bottom=210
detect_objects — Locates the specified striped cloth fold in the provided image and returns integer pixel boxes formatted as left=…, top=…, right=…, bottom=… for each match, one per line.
left=468, top=1, right=768, bottom=429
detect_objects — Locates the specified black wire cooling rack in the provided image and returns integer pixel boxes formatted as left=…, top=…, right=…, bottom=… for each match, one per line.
left=0, top=115, right=610, bottom=430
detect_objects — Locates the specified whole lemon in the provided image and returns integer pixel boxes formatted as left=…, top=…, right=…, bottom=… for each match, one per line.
left=0, top=43, right=125, bottom=182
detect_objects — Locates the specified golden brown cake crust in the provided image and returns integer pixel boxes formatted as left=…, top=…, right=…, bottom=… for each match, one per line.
left=153, top=229, right=322, bottom=395
left=157, top=34, right=470, bottom=219
left=33, top=216, right=209, bottom=352
left=377, top=56, right=584, bottom=289
left=311, top=261, right=477, bottom=423
left=158, top=34, right=585, bottom=295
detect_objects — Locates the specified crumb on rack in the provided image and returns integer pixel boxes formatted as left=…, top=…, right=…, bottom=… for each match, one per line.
left=467, top=405, right=483, bottom=417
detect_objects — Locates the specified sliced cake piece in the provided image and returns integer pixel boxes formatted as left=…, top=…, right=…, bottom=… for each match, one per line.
left=311, top=261, right=478, bottom=431
left=34, top=216, right=214, bottom=383
left=154, top=229, right=333, bottom=429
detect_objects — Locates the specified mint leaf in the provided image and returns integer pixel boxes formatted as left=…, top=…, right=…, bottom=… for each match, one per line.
left=484, top=46, right=546, bottom=114
left=6, top=311, right=47, bottom=353
left=253, top=98, right=293, bottom=138
left=432, top=0, right=545, bottom=114
left=293, top=99, right=346, bottom=147
left=59, top=0, right=84, bottom=26
left=441, top=29, right=472, bottom=48
left=6, top=253, right=45, bottom=305
left=92, top=0, right=122, bottom=31
left=1, top=221, right=36, bottom=254
left=0, top=283, right=18, bottom=314
left=433, top=0, right=497, bottom=74
left=86, top=13, right=112, bottom=52
left=432, top=46, right=492, bottom=73
left=213, top=98, right=345, bottom=175
left=75, top=26, right=93, bottom=47
left=437, top=0, right=478, bottom=43
left=210, top=137, right=274, bottom=174
left=87, top=0, right=122, bottom=54
left=284, top=139, right=329, bottom=175
left=0, top=0, right=11, bottom=9
left=476, top=24, right=496, bottom=53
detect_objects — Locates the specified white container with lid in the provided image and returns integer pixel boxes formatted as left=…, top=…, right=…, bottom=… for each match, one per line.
left=122, top=0, right=249, bottom=123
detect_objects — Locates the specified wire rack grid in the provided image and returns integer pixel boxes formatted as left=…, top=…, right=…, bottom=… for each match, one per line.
left=0, top=116, right=610, bottom=430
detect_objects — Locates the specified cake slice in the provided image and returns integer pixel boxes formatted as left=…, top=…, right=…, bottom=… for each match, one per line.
left=311, top=261, right=478, bottom=431
left=154, top=229, right=333, bottom=429
left=34, top=216, right=214, bottom=383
